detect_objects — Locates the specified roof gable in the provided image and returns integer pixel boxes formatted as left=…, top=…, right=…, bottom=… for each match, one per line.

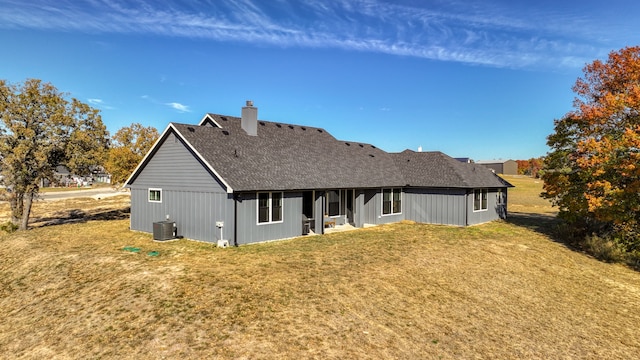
left=198, top=113, right=222, bottom=128
left=124, top=124, right=234, bottom=192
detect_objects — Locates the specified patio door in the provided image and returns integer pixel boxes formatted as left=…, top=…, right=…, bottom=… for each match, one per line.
left=302, top=191, right=315, bottom=234
left=346, top=189, right=354, bottom=225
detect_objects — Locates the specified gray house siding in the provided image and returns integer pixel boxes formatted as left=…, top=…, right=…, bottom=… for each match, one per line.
left=130, top=189, right=234, bottom=242
left=466, top=188, right=507, bottom=225
left=361, top=188, right=404, bottom=225
left=353, top=190, right=365, bottom=228
left=129, top=131, right=234, bottom=242
left=314, top=191, right=324, bottom=234
left=131, top=132, right=227, bottom=191
left=404, top=188, right=467, bottom=226
left=235, top=191, right=303, bottom=245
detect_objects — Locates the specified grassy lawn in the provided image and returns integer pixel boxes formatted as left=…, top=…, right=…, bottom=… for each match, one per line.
left=1, top=178, right=639, bottom=359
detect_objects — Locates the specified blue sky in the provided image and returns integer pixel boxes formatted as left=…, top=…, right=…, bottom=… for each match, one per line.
left=1, top=0, right=638, bottom=160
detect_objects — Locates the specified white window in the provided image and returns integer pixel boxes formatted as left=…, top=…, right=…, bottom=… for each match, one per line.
left=497, top=189, right=505, bottom=205
left=148, top=188, right=162, bottom=203
left=474, top=189, right=488, bottom=211
left=258, top=192, right=283, bottom=224
left=382, top=188, right=402, bottom=215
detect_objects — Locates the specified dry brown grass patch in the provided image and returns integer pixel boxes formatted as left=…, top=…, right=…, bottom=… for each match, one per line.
left=1, top=185, right=639, bottom=358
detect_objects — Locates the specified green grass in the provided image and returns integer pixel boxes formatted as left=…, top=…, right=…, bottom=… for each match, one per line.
left=0, top=179, right=639, bottom=359
left=502, top=175, right=557, bottom=215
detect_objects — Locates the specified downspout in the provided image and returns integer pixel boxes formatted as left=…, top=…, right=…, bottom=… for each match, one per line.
left=233, top=193, right=239, bottom=247
left=465, top=189, right=469, bottom=226
left=321, top=191, right=325, bottom=235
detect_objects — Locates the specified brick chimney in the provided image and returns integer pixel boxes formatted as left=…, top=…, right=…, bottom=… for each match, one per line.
left=241, top=100, right=257, bottom=136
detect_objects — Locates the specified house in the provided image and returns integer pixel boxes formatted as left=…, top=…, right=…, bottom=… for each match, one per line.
left=454, top=157, right=472, bottom=163
left=476, top=159, right=518, bottom=175
left=125, top=101, right=513, bottom=245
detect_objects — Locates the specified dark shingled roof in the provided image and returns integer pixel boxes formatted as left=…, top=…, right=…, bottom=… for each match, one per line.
left=392, top=150, right=513, bottom=188
left=171, top=114, right=406, bottom=191
left=129, top=112, right=513, bottom=192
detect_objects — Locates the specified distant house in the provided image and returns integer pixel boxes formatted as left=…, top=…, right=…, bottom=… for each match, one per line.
left=90, top=165, right=112, bottom=184
left=41, top=165, right=110, bottom=187
left=476, top=159, right=518, bottom=175
left=125, top=101, right=513, bottom=245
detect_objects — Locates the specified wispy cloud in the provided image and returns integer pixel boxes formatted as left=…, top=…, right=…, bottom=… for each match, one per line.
left=0, top=0, right=634, bottom=69
left=141, top=95, right=189, bottom=112
left=166, top=102, right=190, bottom=113
left=87, top=98, right=114, bottom=110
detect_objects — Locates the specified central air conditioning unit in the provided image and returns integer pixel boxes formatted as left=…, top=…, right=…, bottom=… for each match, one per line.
left=153, top=220, right=177, bottom=241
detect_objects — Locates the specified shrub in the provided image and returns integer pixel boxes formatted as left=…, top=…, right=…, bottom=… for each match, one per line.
left=1, top=221, right=18, bottom=233
left=627, top=250, right=640, bottom=270
left=583, top=234, right=625, bottom=263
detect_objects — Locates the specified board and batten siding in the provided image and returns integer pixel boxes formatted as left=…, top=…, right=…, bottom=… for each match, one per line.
left=361, top=188, right=404, bottom=226
left=130, top=189, right=234, bottom=243
left=404, top=188, right=467, bottom=226
left=129, top=131, right=234, bottom=242
left=466, top=188, right=507, bottom=225
left=235, top=191, right=304, bottom=245
left=130, top=132, right=226, bottom=192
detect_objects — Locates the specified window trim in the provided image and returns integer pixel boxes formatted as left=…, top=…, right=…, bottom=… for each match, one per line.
left=148, top=188, right=162, bottom=203
left=257, top=191, right=284, bottom=225
left=473, top=189, right=488, bottom=212
left=381, top=188, right=402, bottom=216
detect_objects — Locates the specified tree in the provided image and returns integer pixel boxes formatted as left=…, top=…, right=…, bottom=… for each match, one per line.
left=517, top=157, right=544, bottom=177
left=105, top=123, right=159, bottom=185
left=0, top=79, right=109, bottom=230
left=542, top=46, right=640, bottom=250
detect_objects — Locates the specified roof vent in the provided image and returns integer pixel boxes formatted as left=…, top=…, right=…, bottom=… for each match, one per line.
left=301, top=127, right=306, bottom=131
left=222, top=130, right=230, bottom=135
left=345, top=142, right=351, bottom=146
left=288, top=125, right=294, bottom=129
left=317, top=129, right=323, bottom=133
left=359, top=144, right=364, bottom=148
left=187, top=127, right=195, bottom=132
left=369, top=154, right=375, bottom=157
left=276, top=124, right=282, bottom=128
left=259, top=121, right=266, bottom=126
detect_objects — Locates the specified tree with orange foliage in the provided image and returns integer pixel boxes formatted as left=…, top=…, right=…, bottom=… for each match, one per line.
left=104, top=123, right=158, bottom=185
left=517, top=157, right=544, bottom=177
left=542, top=46, right=640, bottom=251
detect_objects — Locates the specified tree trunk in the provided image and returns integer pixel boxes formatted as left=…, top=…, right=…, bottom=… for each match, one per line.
left=10, top=192, right=23, bottom=226
left=19, top=192, right=34, bottom=231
